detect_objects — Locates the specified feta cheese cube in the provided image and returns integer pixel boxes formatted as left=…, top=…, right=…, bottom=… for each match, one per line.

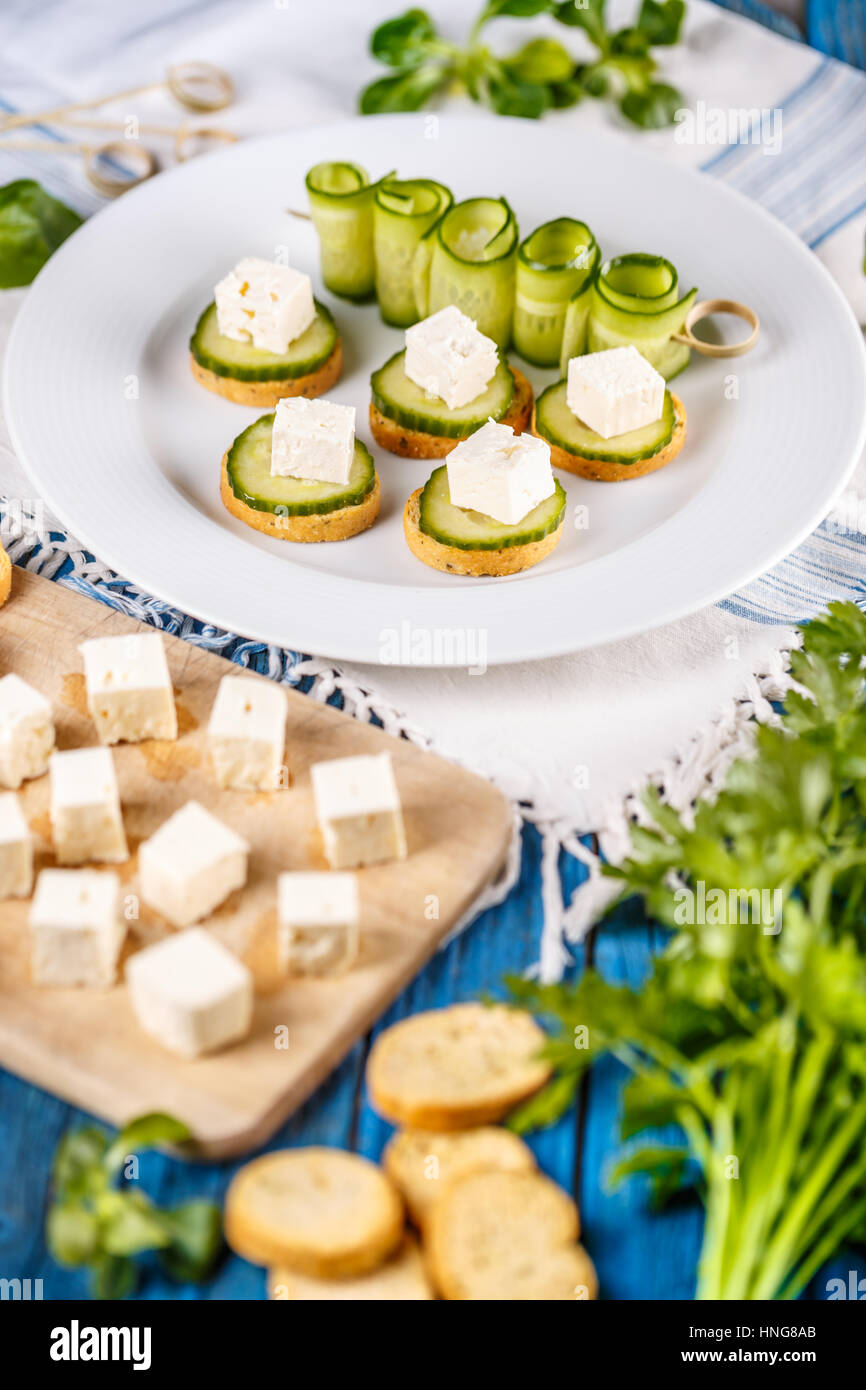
left=566, top=345, right=664, bottom=440
left=277, top=871, right=360, bottom=976
left=139, top=800, right=249, bottom=928
left=446, top=419, right=555, bottom=526
left=50, top=747, right=128, bottom=865
left=0, top=673, right=54, bottom=789
left=79, top=633, right=177, bottom=745
left=126, top=926, right=253, bottom=1058
left=214, top=256, right=315, bottom=355
left=29, top=868, right=124, bottom=987
left=270, top=397, right=355, bottom=485
left=208, top=675, right=287, bottom=791
left=404, top=305, right=498, bottom=410
left=311, top=753, right=407, bottom=870
left=0, top=792, right=33, bottom=899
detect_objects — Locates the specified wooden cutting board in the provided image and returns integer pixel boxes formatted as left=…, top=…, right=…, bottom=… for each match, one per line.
left=0, top=570, right=512, bottom=1157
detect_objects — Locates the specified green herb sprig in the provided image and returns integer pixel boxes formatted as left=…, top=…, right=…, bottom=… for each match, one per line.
left=47, top=1112, right=222, bottom=1299
left=360, top=1, right=686, bottom=128
left=507, top=600, right=866, bottom=1300
left=0, top=180, right=82, bottom=288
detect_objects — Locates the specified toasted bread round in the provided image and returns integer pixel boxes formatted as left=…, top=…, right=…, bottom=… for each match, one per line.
left=370, top=367, right=533, bottom=459
left=384, top=1126, right=536, bottom=1228
left=367, top=1003, right=552, bottom=1130
left=534, top=391, right=687, bottom=482
left=403, top=487, right=562, bottom=577
left=191, top=339, right=342, bottom=408
left=220, top=455, right=380, bottom=542
left=268, top=1235, right=434, bottom=1300
left=0, top=540, right=11, bottom=607
left=427, top=1168, right=597, bottom=1301
left=225, top=1148, right=404, bottom=1277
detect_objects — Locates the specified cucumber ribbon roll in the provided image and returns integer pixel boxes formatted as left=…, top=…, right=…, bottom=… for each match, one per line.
left=374, top=177, right=453, bottom=327
left=417, top=197, right=519, bottom=350
left=306, top=162, right=389, bottom=302
left=514, top=218, right=599, bottom=369
left=584, top=253, right=697, bottom=379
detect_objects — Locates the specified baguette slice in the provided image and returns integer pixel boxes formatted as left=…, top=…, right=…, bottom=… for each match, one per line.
left=367, top=1003, right=551, bottom=1129
left=384, top=1126, right=536, bottom=1228
left=427, top=1168, right=597, bottom=1301
left=225, top=1147, right=404, bottom=1277
left=0, top=539, right=10, bottom=607
left=269, top=1235, right=434, bottom=1300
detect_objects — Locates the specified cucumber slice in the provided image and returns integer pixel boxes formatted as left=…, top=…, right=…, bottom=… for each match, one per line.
left=419, top=465, right=566, bottom=550
left=535, top=381, right=676, bottom=464
left=305, top=162, right=379, bottom=301
left=371, top=349, right=514, bottom=437
left=373, top=177, right=452, bottom=327
left=191, top=301, right=337, bottom=381
left=586, top=254, right=697, bottom=379
left=426, top=198, right=518, bottom=351
left=558, top=281, right=594, bottom=376
left=513, top=218, right=598, bottom=368
left=226, top=415, right=375, bottom=515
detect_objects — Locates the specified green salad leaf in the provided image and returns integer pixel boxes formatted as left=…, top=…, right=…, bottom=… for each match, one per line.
left=46, top=1111, right=221, bottom=1299
left=359, top=0, right=686, bottom=125
left=507, top=601, right=866, bottom=1300
left=0, top=179, right=82, bottom=288
left=370, top=8, right=438, bottom=65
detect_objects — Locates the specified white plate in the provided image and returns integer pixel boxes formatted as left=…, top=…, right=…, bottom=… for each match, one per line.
left=5, top=115, right=866, bottom=666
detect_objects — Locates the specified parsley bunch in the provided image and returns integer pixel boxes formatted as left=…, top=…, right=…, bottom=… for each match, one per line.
left=508, top=601, right=866, bottom=1299
left=360, top=1, right=686, bottom=128
left=47, top=1113, right=222, bottom=1299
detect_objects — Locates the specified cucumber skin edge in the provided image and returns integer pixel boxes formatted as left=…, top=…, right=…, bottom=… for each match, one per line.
left=370, top=353, right=516, bottom=439
left=226, top=427, right=376, bottom=517
left=535, top=385, right=676, bottom=465
left=418, top=478, right=567, bottom=551
left=190, top=301, right=338, bottom=381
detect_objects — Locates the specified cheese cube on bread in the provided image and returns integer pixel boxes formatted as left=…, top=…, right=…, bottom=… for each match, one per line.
left=215, top=257, right=315, bottom=355
left=566, top=345, right=664, bottom=440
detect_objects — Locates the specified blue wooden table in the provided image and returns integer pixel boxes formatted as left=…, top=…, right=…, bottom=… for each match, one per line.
left=0, top=819, right=850, bottom=1300
left=0, top=826, right=684, bottom=1300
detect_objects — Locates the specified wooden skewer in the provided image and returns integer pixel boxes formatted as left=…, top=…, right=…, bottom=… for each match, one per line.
left=53, top=117, right=191, bottom=136
left=0, top=82, right=160, bottom=133
left=672, top=299, right=760, bottom=357
left=0, top=62, right=234, bottom=135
